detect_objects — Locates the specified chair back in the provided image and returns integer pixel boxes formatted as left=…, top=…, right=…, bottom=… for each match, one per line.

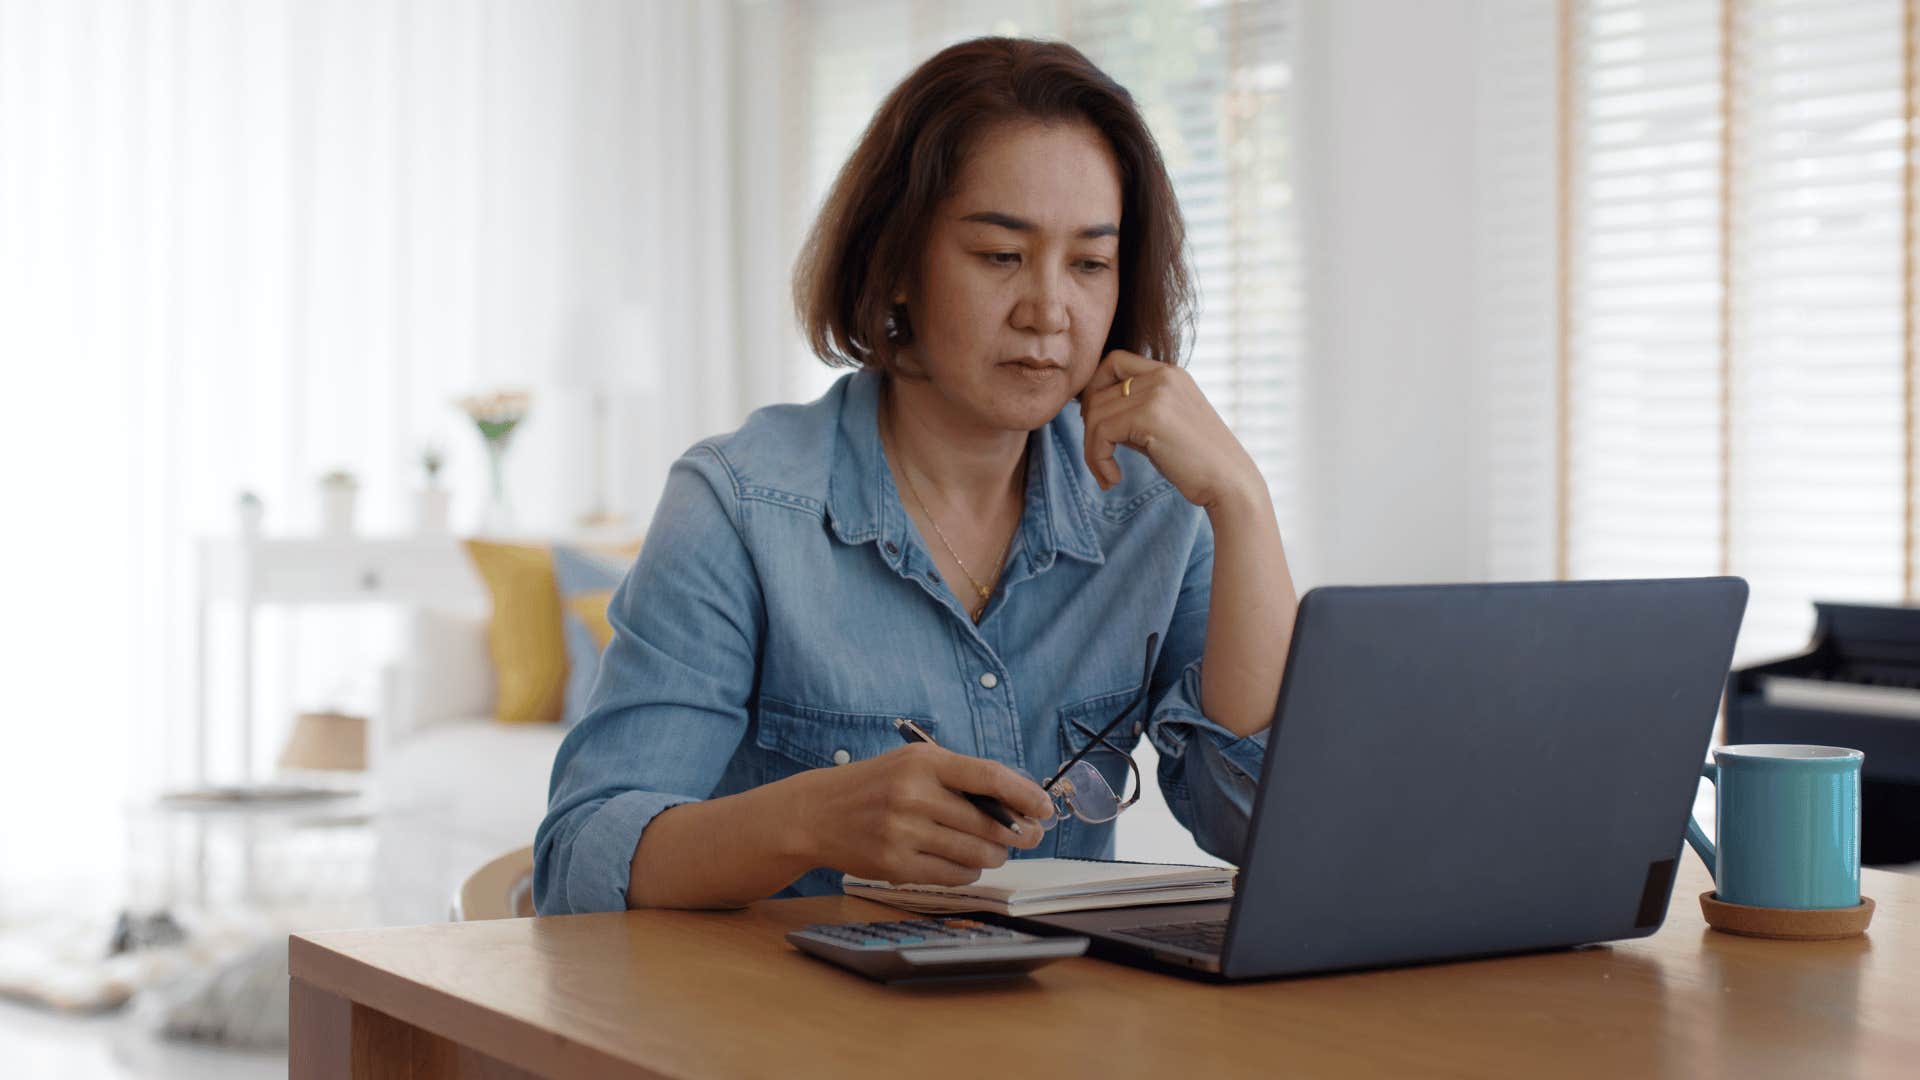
left=453, top=845, right=536, bottom=920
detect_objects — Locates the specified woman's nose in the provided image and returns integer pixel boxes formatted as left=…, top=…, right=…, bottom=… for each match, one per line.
left=1012, top=270, right=1070, bottom=336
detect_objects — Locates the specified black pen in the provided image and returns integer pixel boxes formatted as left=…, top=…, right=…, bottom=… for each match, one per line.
left=892, top=717, right=1027, bottom=835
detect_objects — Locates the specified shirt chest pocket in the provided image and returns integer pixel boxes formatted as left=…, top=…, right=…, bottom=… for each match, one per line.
left=1056, top=686, right=1146, bottom=795
left=752, top=696, right=939, bottom=772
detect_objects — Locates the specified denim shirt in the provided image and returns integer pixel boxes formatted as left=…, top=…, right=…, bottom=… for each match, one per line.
left=534, top=370, right=1270, bottom=915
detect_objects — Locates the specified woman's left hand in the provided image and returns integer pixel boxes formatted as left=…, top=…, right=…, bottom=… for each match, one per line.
left=1078, top=350, right=1263, bottom=511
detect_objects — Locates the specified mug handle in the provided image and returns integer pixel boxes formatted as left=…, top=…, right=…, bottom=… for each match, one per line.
left=1683, top=761, right=1719, bottom=884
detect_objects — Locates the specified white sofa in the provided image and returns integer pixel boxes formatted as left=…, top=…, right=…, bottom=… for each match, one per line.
left=372, top=607, right=567, bottom=926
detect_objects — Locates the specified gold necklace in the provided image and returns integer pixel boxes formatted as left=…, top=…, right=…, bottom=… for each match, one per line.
left=898, top=463, right=1017, bottom=620
left=884, top=411, right=1020, bottom=622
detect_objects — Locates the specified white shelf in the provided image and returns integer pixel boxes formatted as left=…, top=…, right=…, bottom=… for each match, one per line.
left=197, top=536, right=485, bottom=606
left=193, top=530, right=642, bottom=789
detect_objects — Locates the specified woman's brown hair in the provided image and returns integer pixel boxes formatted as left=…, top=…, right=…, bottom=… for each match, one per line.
left=793, top=36, right=1194, bottom=373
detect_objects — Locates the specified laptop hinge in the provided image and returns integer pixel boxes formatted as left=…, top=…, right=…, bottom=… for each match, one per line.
left=1635, top=858, right=1677, bottom=927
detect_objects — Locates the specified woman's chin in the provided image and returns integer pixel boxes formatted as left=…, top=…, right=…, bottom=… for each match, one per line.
left=907, top=368, right=1074, bottom=431
left=984, top=386, right=1074, bottom=430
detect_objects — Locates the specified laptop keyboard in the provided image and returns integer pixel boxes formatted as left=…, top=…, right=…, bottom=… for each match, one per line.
left=1111, top=918, right=1229, bottom=955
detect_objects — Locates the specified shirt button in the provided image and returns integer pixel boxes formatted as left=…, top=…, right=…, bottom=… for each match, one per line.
left=978, top=672, right=998, bottom=689
left=884, top=542, right=899, bottom=556
left=1133, top=720, right=1145, bottom=737
left=831, top=748, right=852, bottom=765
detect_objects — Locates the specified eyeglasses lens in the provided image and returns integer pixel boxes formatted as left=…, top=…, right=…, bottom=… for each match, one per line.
left=1039, top=758, right=1121, bottom=829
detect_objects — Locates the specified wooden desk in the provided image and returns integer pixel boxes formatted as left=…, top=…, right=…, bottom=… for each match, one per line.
left=290, top=859, right=1919, bottom=1079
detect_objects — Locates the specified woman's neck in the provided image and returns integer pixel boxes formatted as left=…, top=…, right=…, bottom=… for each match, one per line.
left=881, top=378, right=1028, bottom=511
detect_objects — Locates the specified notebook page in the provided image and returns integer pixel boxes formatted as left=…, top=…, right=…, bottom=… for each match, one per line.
left=842, top=878, right=1235, bottom=917
left=844, top=858, right=1230, bottom=902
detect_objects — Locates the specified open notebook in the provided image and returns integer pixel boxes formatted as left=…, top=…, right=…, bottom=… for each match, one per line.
left=842, top=857, right=1236, bottom=917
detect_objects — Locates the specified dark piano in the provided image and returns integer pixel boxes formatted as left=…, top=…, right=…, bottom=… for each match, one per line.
left=1727, top=601, right=1920, bottom=865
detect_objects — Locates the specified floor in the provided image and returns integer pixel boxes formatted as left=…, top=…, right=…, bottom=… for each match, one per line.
left=0, top=805, right=377, bottom=1077
left=0, top=1002, right=282, bottom=1080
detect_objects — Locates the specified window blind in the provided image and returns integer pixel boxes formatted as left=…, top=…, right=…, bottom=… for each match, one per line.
left=1728, top=0, right=1907, bottom=661
left=1482, top=0, right=1918, bottom=664
left=1564, top=0, right=1729, bottom=590
left=1063, top=0, right=1304, bottom=527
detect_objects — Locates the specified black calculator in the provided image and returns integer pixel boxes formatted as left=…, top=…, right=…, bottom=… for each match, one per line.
left=786, top=917, right=1088, bottom=983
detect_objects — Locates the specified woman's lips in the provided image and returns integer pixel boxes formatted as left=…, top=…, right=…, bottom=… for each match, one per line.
left=1001, top=360, right=1065, bottom=383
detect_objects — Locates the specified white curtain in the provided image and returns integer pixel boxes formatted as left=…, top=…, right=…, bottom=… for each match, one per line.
left=0, top=0, right=737, bottom=908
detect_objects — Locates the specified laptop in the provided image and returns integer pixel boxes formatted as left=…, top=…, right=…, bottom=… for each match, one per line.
left=1013, top=577, right=1749, bottom=980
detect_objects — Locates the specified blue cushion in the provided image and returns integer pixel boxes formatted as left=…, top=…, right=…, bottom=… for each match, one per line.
left=550, top=544, right=635, bottom=727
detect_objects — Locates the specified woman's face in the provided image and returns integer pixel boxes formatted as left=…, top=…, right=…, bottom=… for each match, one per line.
left=899, top=119, right=1123, bottom=433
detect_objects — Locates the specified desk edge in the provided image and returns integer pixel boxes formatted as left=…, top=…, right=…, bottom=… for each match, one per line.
left=288, top=931, right=664, bottom=1080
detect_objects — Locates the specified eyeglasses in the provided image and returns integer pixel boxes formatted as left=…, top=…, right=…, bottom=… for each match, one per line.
left=1033, top=633, right=1158, bottom=830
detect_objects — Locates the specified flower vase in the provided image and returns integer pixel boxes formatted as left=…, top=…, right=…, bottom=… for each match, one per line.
left=458, top=389, right=530, bottom=536
left=481, top=439, right=514, bottom=535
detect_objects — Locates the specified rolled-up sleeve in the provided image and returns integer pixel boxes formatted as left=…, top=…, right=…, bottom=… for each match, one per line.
left=533, top=445, right=764, bottom=914
left=1144, top=514, right=1271, bottom=864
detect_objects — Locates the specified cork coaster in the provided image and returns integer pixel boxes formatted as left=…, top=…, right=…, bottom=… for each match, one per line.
left=1699, top=892, right=1875, bottom=940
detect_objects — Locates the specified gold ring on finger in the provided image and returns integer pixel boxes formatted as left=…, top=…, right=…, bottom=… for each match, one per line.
left=1122, top=376, right=1134, bottom=397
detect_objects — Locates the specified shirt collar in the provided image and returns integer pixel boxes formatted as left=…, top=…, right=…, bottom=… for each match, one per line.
left=826, top=370, right=1105, bottom=568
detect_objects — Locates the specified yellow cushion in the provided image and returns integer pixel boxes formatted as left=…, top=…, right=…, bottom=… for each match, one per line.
left=463, top=539, right=569, bottom=724
left=566, top=590, right=618, bottom=651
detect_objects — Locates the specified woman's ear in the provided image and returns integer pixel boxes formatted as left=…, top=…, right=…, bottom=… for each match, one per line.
left=884, top=282, right=913, bottom=345
left=884, top=295, right=913, bottom=346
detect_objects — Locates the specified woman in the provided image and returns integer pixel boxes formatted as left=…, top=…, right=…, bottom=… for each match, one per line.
left=535, top=37, right=1296, bottom=914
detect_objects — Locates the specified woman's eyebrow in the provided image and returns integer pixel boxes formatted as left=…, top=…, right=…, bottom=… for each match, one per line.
left=959, top=210, right=1118, bottom=240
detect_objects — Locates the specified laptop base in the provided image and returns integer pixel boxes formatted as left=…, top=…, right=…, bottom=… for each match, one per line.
left=993, top=899, right=1233, bottom=977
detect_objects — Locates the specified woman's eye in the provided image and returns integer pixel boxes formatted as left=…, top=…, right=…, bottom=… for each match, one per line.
left=977, top=252, right=1108, bottom=272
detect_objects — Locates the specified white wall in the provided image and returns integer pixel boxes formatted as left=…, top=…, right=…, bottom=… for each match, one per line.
left=1293, top=0, right=1484, bottom=590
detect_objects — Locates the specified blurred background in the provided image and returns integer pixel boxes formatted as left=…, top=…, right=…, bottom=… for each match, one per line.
left=4, top=0, right=1918, bottom=1073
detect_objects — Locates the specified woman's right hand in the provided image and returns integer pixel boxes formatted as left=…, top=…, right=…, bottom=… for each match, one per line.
left=795, top=742, right=1054, bottom=886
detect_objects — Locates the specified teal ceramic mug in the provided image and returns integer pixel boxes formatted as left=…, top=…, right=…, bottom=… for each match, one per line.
left=1684, top=744, right=1863, bottom=910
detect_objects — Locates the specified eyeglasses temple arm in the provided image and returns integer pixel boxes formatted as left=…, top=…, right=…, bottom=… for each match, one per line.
left=1044, top=631, right=1159, bottom=792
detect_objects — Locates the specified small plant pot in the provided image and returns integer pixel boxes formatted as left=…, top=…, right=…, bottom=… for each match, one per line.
left=320, top=487, right=358, bottom=537
left=413, top=488, right=452, bottom=535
